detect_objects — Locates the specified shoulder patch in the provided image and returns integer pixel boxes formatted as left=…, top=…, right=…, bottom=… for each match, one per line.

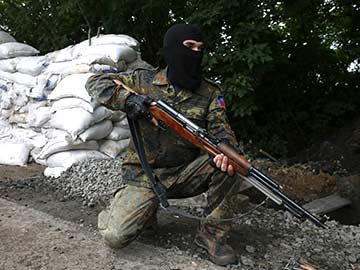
left=217, top=95, right=226, bottom=109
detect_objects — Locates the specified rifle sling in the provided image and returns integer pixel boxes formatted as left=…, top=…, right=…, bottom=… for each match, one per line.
left=127, top=116, right=263, bottom=222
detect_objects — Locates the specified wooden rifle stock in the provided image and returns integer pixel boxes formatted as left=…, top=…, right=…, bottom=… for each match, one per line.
left=149, top=102, right=250, bottom=175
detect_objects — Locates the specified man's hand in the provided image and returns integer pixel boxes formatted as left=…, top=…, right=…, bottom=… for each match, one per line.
left=213, top=153, right=234, bottom=176
left=115, top=78, right=159, bottom=126
left=125, top=94, right=152, bottom=120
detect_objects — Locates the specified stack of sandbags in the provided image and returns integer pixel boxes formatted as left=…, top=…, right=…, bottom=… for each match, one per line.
left=0, top=31, right=45, bottom=166
left=0, top=31, right=149, bottom=175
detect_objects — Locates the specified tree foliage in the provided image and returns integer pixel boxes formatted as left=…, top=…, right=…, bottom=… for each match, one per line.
left=0, top=0, right=359, bottom=157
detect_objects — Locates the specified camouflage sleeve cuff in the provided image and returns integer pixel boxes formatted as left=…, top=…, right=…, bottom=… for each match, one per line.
left=85, top=73, right=133, bottom=111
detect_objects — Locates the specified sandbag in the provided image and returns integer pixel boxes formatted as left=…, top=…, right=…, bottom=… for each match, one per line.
left=46, top=45, right=74, bottom=63
left=46, top=150, right=109, bottom=168
left=83, top=34, right=139, bottom=49
left=37, top=138, right=99, bottom=160
left=80, top=45, right=137, bottom=63
left=0, top=142, right=31, bottom=166
left=44, top=61, right=90, bottom=76
left=0, top=58, right=20, bottom=73
left=0, top=42, right=39, bottom=59
left=47, top=73, right=94, bottom=103
left=16, top=56, right=48, bottom=76
left=43, top=166, right=67, bottom=178
left=110, top=110, right=127, bottom=122
left=5, top=128, right=47, bottom=148
left=49, top=106, right=113, bottom=138
left=78, top=120, right=113, bottom=142
left=0, top=31, right=16, bottom=44
left=106, top=125, right=130, bottom=140
left=99, top=139, right=130, bottom=158
left=0, top=70, right=37, bottom=88
left=51, top=97, right=94, bottom=113
left=9, top=112, right=27, bottom=124
left=26, top=106, right=52, bottom=128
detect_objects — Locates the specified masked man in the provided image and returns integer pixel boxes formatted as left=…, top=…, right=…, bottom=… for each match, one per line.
left=86, top=23, right=245, bottom=266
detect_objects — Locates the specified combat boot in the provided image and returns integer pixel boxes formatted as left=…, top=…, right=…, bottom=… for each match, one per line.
left=194, top=224, right=237, bottom=266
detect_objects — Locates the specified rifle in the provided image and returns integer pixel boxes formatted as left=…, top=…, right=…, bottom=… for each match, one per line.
left=147, top=99, right=326, bottom=229
left=115, top=80, right=326, bottom=228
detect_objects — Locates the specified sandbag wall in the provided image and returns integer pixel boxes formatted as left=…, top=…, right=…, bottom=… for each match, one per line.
left=0, top=31, right=151, bottom=177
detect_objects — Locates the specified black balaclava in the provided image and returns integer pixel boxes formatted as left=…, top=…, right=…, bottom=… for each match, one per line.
left=163, top=24, right=204, bottom=90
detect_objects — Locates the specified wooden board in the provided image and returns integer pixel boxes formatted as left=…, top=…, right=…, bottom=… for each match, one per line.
left=302, top=194, right=351, bottom=215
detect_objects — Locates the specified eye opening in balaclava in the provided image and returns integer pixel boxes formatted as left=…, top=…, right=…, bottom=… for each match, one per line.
left=163, top=23, right=204, bottom=90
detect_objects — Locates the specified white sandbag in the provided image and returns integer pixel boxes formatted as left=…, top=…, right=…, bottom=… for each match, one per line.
left=37, top=138, right=99, bottom=160
left=26, top=106, right=52, bottom=127
left=99, top=139, right=130, bottom=158
left=0, top=142, right=31, bottom=166
left=0, top=42, right=39, bottom=59
left=92, top=106, right=114, bottom=123
left=44, top=60, right=75, bottom=74
left=0, top=108, right=12, bottom=119
left=90, top=64, right=119, bottom=73
left=0, top=119, right=11, bottom=133
left=6, top=85, right=29, bottom=110
left=0, top=91, right=13, bottom=109
left=43, top=166, right=67, bottom=178
left=0, top=70, right=37, bottom=88
left=113, top=117, right=128, bottom=127
left=0, top=58, right=20, bottom=72
left=0, top=31, right=16, bottom=44
left=85, top=34, right=139, bottom=49
left=34, top=73, right=60, bottom=91
left=47, top=73, right=94, bottom=103
left=9, top=112, right=27, bottom=124
left=42, top=128, right=71, bottom=140
left=26, top=85, right=45, bottom=100
left=49, top=106, right=113, bottom=138
left=11, top=83, right=29, bottom=98
left=19, top=100, right=47, bottom=113
left=45, top=61, right=91, bottom=76
left=51, top=97, right=94, bottom=113
left=46, top=150, right=109, bottom=168
left=44, top=56, right=121, bottom=77
left=0, top=79, right=9, bottom=91
left=46, top=44, right=75, bottom=63
left=106, top=125, right=130, bottom=140
left=78, top=120, right=113, bottom=142
left=110, top=110, right=127, bottom=122
left=16, top=56, right=48, bottom=76
left=80, top=45, right=137, bottom=63
left=5, top=128, right=48, bottom=148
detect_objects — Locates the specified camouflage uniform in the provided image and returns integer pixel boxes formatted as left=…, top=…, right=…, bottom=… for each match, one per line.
left=86, top=68, right=243, bottom=248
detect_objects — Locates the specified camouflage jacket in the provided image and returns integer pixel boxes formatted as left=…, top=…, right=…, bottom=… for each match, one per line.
left=85, top=68, right=238, bottom=169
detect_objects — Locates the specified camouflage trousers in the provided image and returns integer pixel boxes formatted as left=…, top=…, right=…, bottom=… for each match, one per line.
left=98, top=154, right=243, bottom=249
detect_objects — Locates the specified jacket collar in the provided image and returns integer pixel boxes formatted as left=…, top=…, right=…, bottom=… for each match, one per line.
left=152, top=68, right=169, bottom=86
left=152, top=67, right=193, bottom=105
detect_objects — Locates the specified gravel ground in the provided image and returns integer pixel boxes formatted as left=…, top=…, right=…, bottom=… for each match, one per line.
left=3, top=158, right=360, bottom=269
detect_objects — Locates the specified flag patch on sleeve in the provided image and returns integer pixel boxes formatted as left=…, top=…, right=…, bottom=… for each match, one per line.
left=217, top=96, right=226, bottom=109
